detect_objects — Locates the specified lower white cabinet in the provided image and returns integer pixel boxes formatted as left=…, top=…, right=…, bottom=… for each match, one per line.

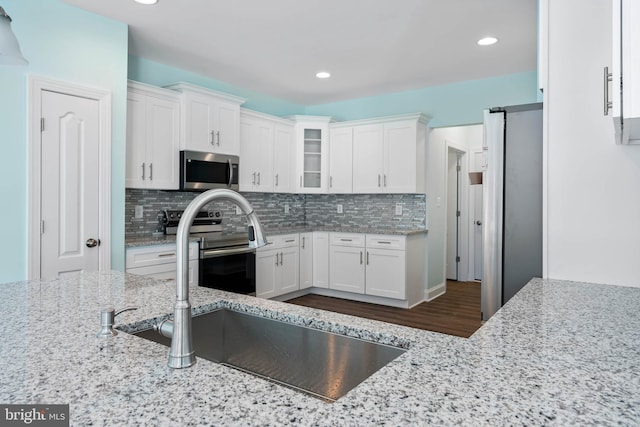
left=299, top=232, right=313, bottom=289
left=125, top=242, right=199, bottom=287
left=329, top=233, right=366, bottom=293
left=364, top=235, right=407, bottom=300
left=256, top=234, right=299, bottom=299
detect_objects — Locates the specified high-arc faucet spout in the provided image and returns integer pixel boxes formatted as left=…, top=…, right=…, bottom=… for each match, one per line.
left=161, top=189, right=268, bottom=369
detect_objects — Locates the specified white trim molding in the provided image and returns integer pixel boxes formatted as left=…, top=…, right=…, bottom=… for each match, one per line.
left=27, top=75, right=112, bottom=279
left=425, top=282, right=446, bottom=301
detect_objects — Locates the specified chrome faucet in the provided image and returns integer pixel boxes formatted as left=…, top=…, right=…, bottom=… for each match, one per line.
left=156, top=189, right=268, bottom=369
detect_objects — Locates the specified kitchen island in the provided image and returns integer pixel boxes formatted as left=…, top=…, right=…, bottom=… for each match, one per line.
left=1, top=272, right=638, bottom=426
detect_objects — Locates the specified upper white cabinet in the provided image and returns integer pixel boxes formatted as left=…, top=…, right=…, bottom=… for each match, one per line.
left=610, top=0, right=640, bottom=144
left=328, top=126, right=354, bottom=193
left=289, top=116, right=331, bottom=193
left=351, top=114, right=429, bottom=193
left=239, top=109, right=294, bottom=193
left=126, top=81, right=180, bottom=190
left=166, top=82, right=246, bottom=155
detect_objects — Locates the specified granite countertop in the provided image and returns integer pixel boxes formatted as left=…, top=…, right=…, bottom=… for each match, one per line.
left=1, top=273, right=638, bottom=426
left=126, top=227, right=427, bottom=247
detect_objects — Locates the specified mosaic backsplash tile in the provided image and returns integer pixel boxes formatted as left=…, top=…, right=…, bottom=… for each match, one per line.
left=125, top=189, right=426, bottom=238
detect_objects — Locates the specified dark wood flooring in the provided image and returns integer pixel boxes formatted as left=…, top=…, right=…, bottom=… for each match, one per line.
left=287, top=280, right=482, bottom=338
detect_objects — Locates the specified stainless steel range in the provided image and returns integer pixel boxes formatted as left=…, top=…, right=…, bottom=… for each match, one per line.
left=161, top=209, right=256, bottom=295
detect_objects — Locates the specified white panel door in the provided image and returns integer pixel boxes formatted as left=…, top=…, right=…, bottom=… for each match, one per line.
left=185, top=95, right=215, bottom=152
left=125, top=92, right=146, bottom=188
left=40, top=90, right=100, bottom=279
left=352, top=124, right=383, bottom=193
left=256, top=249, right=277, bottom=299
left=365, top=248, right=406, bottom=300
left=329, top=127, right=353, bottom=193
left=384, top=121, right=417, bottom=193
left=276, top=246, right=299, bottom=295
left=273, top=124, right=294, bottom=193
left=145, top=95, right=180, bottom=189
left=329, top=246, right=365, bottom=294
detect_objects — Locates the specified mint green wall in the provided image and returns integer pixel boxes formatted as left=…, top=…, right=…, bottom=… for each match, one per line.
left=128, top=56, right=305, bottom=117
left=0, top=0, right=128, bottom=282
left=306, top=71, right=539, bottom=127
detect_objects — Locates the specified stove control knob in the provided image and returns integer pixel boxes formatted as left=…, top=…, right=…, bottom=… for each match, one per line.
left=215, top=211, right=221, bottom=218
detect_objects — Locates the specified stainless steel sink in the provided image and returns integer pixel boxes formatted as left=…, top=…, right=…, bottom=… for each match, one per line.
left=131, top=308, right=406, bottom=402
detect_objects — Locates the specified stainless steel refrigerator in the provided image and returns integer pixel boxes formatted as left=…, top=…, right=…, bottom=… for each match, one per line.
left=481, top=103, right=543, bottom=320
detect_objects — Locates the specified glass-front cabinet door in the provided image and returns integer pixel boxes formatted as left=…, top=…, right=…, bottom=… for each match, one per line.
left=291, top=116, right=331, bottom=193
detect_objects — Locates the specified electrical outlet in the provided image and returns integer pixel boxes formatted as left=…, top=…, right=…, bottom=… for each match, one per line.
left=395, top=204, right=403, bottom=216
left=284, top=204, right=290, bottom=214
left=337, top=204, right=343, bottom=214
left=134, top=205, right=144, bottom=219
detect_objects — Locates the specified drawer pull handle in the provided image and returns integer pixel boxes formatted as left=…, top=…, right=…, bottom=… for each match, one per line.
left=340, top=238, right=352, bottom=242
left=285, top=239, right=295, bottom=243
left=157, top=253, right=175, bottom=257
left=377, top=241, right=392, bottom=244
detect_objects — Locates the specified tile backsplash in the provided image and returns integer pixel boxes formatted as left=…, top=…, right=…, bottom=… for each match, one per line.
left=125, top=189, right=426, bottom=238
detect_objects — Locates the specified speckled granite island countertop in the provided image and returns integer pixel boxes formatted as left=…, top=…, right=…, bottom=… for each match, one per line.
left=1, top=273, right=638, bottom=426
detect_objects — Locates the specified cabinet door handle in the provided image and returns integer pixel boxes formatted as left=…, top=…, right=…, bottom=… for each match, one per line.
left=366, top=251, right=370, bottom=265
left=210, top=130, right=215, bottom=145
left=216, top=130, right=220, bottom=146
left=257, top=172, right=261, bottom=185
left=360, top=251, right=363, bottom=265
left=252, top=172, right=256, bottom=185
left=149, top=163, right=153, bottom=181
left=378, top=174, right=381, bottom=187
left=279, top=252, right=284, bottom=265
left=330, top=176, right=333, bottom=188
left=300, top=176, right=303, bottom=187
left=604, top=66, right=613, bottom=116
left=141, top=163, right=145, bottom=180
left=158, top=253, right=176, bottom=258
left=384, top=174, right=387, bottom=187
left=275, top=254, right=279, bottom=266
left=275, top=174, right=279, bottom=186
left=301, top=237, right=305, bottom=249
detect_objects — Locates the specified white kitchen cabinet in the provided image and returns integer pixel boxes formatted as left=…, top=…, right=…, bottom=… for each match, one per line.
left=290, top=116, right=331, bottom=193
left=351, top=114, right=428, bottom=194
left=239, top=110, right=294, bottom=193
left=126, top=81, right=180, bottom=190
left=328, top=126, right=353, bottom=193
left=299, top=232, right=313, bottom=289
left=166, top=82, right=246, bottom=155
left=125, top=242, right=199, bottom=287
left=329, top=233, right=365, bottom=294
left=312, top=232, right=329, bottom=288
left=256, top=234, right=299, bottom=299
left=364, top=235, right=407, bottom=300
left=610, top=0, right=640, bottom=144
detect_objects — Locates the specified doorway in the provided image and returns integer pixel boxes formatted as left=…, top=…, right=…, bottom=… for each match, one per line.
left=445, top=144, right=468, bottom=283
left=28, top=76, right=112, bottom=279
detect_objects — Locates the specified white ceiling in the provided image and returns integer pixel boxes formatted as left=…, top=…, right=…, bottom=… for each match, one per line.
left=60, top=0, right=538, bottom=106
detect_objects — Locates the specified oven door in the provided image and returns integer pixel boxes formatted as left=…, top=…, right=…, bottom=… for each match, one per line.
left=199, top=246, right=256, bottom=295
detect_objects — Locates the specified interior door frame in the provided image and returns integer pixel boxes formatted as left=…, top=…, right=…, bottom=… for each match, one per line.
left=444, top=141, right=469, bottom=285
left=468, top=147, right=484, bottom=282
left=27, top=75, right=112, bottom=280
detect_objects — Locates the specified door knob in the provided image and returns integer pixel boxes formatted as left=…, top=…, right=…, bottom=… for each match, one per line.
left=86, top=238, right=100, bottom=248
left=475, top=220, right=482, bottom=226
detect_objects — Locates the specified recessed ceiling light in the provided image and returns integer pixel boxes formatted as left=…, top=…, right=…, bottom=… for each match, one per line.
left=316, top=71, right=331, bottom=79
left=477, top=37, right=498, bottom=46
left=134, top=0, right=158, bottom=5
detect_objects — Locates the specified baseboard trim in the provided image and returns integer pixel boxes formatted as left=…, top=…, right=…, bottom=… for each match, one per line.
left=425, top=282, right=446, bottom=302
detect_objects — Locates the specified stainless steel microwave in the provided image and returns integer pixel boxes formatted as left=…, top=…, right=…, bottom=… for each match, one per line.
left=179, top=150, right=239, bottom=191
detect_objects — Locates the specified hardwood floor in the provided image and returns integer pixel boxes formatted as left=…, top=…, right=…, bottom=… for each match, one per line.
left=287, top=280, right=482, bottom=338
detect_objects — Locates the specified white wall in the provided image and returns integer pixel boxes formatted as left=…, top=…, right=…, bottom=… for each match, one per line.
left=544, top=0, right=640, bottom=287
left=427, top=125, right=483, bottom=294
